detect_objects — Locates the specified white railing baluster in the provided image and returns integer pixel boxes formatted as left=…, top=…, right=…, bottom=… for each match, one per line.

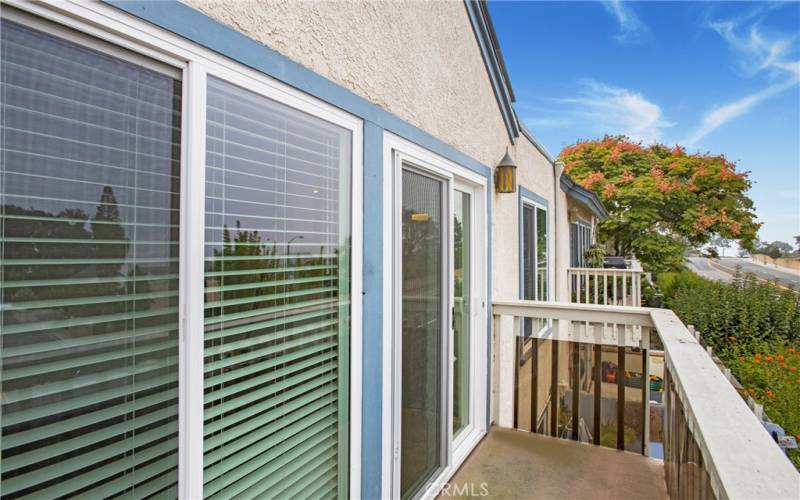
left=612, top=271, right=618, bottom=305
left=622, top=273, right=627, bottom=306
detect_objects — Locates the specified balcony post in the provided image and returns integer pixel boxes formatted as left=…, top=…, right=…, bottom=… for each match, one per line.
left=496, top=314, right=519, bottom=428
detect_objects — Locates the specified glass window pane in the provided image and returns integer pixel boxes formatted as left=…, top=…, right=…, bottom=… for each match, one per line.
left=536, top=207, right=548, bottom=300
left=453, top=191, right=470, bottom=437
left=400, top=168, right=444, bottom=499
left=203, top=76, right=351, bottom=499
left=599, top=346, right=620, bottom=448
left=1, top=19, right=181, bottom=498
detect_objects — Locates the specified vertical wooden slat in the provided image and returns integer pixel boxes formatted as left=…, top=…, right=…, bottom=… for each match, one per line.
left=571, top=342, right=580, bottom=440
left=514, top=336, right=520, bottom=429
left=642, top=348, right=649, bottom=455
left=593, top=271, right=599, bottom=304
left=617, top=343, right=626, bottom=450
left=613, top=272, right=618, bottom=305
left=568, top=270, right=573, bottom=301
left=622, top=273, right=628, bottom=306
left=584, top=272, right=589, bottom=304
left=603, top=272, right=608, bottom=305
left=593, top=343, right=601, bottom=445
left=550, top=340, right=559, bottom=437
left=530, top=338, right=538, bottom=433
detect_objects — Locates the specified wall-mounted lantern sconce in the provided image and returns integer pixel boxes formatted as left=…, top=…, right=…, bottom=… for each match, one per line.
left=568, top=207, right=579, bottom=223
left=494, top=149, right=517, bottom=194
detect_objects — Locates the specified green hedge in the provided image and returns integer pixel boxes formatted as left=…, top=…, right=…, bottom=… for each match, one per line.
left=656, top=269, right=800, bottom=468
left=657, top=270, right=800, bottom=357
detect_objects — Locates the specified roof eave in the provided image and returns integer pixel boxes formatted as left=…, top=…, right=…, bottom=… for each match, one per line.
left=559, top=174, right=609, bottom=220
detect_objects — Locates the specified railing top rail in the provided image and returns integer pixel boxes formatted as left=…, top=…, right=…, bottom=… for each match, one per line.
left=491, top=300, right=800, bottom=499
left=492, top=299, right=654, bottom=327
left=566, top=267, right=643, bottom=274
left=649, top=309, right=799, bottom=500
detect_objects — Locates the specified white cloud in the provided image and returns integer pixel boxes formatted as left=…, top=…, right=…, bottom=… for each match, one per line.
left=684, top=80, right=796, bottom=145
left=551, top=80, right=672, bottom=143
left=686, top=13, right=800, bottom=145
left=602, top=0, right=648, bottom=44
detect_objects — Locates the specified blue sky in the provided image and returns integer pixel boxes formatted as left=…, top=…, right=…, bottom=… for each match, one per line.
left=488, top=1, right=800, bottom=245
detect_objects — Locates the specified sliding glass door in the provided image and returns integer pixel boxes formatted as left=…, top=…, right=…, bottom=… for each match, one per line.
left=399, top=167, right=446, bottom=499
left=203, top=77, right=351, bottom=499
left=392, top=155, right=483, bottom=499
left=0, top=19, right=181, bottom=498
left=452, top=190, right=471, bottom=439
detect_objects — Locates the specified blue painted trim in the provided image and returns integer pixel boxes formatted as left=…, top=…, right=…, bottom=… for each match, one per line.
left=464, top=0, right=518, bottom=143
left=106, top=0, right=491, bottom=181
left=360, top=122, right=383, bottom=499
left=519, top=186, right=549, bottom=209
left=559, top=174, right=608, bottom=220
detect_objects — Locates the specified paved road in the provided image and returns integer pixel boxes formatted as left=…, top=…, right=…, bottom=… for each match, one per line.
left=686, top=257, right=734, bottom=283
left=688, top=257, right=800, bottom=290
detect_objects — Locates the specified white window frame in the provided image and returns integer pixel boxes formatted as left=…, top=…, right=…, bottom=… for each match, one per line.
left=4, top=1, right=364, bottom=497
left=521, top=197, right=550, bottom=302
left=571, top=217, right=592, bottom=268
left=381, top=132, right=488, bottom=500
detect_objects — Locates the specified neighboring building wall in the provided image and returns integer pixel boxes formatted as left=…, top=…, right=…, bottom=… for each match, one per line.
left=185, top=0, right=509, bottom=169
left=554, top=188, right=571, bottom=301
left=752, top=254, right=800, bottom=272
left=493, top=135, right=558, bottom=301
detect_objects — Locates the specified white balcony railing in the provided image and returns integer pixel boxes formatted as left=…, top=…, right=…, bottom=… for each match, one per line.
left=567, top=267, right=643, bottom=306
left=492, top=300, right=799, bottom=500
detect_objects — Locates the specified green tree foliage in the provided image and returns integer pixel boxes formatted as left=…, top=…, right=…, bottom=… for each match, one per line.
left=757, top=240, right=795, bottom=259
left=658, top=270, right=799, bottom=355
left=558, top=136, right=760, bottom=272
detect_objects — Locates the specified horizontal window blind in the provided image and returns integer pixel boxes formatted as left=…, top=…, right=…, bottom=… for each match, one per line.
left=203, top=77, right=351, bottom=499
left=1, top=19, right=181, bottom=498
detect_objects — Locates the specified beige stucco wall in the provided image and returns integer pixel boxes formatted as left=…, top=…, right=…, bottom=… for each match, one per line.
left=185, top=0, right=509, bottom=168
left=185, top=0, right=568, bottom=302
left=492, top=136, right=560, bottom=302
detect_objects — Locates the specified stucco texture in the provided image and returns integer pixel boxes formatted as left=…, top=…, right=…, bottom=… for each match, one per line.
left=185, top=0, right=566, bottom=302
left=185, top=0, right=510, bottom=168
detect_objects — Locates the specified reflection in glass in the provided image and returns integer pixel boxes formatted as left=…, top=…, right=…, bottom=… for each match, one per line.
left=514, top=336, right=537, bottom=432
left=599, top=346, right=620, bottom=448
left=536, top=207, right=548, bottom=300
left=203, top=77, right=351, bottom=499
left=400, top=168, right=444, bottom=499
left=576, top=343, right=597, bottom=443
left=555, top=341, right=572, bottom=438
left=453, top=191, right=470, bottom=437
left=534, top=340, right=554, bottom=434
left=624, top=347, right=645, bottom=453
left=1, top=20, right=181, bottom=497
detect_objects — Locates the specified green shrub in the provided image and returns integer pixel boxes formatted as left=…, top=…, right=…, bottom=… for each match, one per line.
left=657, top=270, right=800, bottom=467
left=657, top=270, right=800, bottom=356
left=584, top=244, right=606, bottom=268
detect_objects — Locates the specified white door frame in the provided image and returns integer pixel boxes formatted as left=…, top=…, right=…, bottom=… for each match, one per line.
left=381, top=132, right=488, bottom=500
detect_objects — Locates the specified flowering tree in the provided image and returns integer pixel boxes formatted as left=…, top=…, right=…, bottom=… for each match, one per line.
left=559, top=136, right=760, bottom=272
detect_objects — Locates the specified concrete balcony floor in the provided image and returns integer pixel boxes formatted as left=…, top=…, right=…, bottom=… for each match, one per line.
left=441, top=427, right=667, bottom=500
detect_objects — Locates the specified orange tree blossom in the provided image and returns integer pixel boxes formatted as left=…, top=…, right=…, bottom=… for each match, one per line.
left=558, top=136, right=760, bottom=272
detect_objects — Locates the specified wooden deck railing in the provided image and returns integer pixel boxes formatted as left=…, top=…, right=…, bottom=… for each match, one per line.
left=492, top=300, right=799, bottom=500
left=567, top=267, right=643, bottom=306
